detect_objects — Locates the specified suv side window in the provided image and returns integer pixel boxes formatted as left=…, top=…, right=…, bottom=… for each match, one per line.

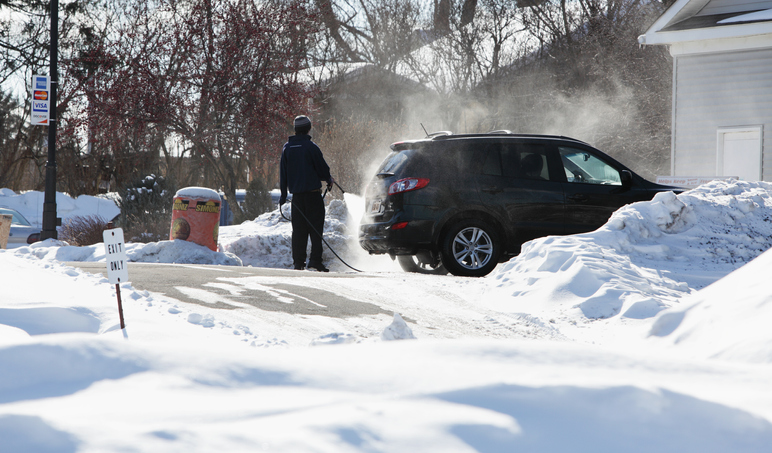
left=512, top=144, right=550, bottom=181
left=481, top=143, right=551, bottom=181
left=481, top=145, right=503, bottom=176
left=559, top=147, right=621, bottom=185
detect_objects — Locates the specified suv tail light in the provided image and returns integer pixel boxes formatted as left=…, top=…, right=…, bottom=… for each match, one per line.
left=389, top=178, right=429, bottom=195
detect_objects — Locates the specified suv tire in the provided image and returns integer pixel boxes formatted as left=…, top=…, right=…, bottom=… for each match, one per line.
left=441, top=219, right=501, bottom=277
left=397, top=255, right=448, bottom=275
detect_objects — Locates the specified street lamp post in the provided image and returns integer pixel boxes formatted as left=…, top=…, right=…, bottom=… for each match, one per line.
left=41, top=0, right=60, bottom=240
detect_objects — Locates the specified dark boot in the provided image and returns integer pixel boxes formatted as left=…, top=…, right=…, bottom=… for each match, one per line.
left=307, top=262, right=329, bottom=272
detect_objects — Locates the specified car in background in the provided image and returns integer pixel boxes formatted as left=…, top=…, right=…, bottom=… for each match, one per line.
left=0, top=207, right=41, bottom=247
left=358, top=132, right=681, bottom=277
left=269, top=189, right=292, bottom=206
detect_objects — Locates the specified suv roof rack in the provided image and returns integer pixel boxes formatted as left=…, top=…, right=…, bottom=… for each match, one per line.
left=426, top=131, right=453, bottom=138
left=429, top=132, right=589, bottom=145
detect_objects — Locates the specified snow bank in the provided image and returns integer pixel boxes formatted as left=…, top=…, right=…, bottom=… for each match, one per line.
left=2, top=333, right=772, bottom=452
left=11, top=238, right=242, bottom=266
left=485, top=181, right=772, bottom=325
left=219, top=198, right=370, bottom=271
left=0, top=255, right=126, bottom=341
left=7, top=192, right=387, bottom=272
left=4, top=180, right=772, bottom=450
left=649, top=246, right=772, bottom=364
left=0, top=189, right=120, bottom=227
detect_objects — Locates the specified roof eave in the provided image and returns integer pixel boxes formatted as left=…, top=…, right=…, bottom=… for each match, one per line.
left=639, top=0, right=701, bottom=43
left=639, top=21, right=772, bottom=46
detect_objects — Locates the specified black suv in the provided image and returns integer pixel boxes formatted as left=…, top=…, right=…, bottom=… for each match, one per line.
left=358, top=132, right=679, bottom=277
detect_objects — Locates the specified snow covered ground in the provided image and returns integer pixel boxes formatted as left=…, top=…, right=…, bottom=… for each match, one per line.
left=2, top=181, right=772, bottom=452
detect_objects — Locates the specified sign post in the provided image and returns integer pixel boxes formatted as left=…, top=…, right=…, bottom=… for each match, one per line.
left=40, top=0, right=60, bottom=241
left=103, top=228, right=129, bottom=329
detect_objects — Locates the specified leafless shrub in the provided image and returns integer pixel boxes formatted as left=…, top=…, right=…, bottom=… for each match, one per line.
left=117, top=174, right=175, bottom=243
left=59, top=215, right=111, bottom=247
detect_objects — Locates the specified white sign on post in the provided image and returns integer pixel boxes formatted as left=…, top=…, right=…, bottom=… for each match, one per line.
left=31, top=75, right=50, bottom=126
left=103, top=228, right=129, bottom=284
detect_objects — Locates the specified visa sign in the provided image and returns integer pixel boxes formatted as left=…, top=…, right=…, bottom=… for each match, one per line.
left=31, top=75, right=49, bottom=126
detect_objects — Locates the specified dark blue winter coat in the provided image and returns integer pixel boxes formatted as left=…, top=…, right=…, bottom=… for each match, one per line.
left=280, top=135, right=332, bottom=198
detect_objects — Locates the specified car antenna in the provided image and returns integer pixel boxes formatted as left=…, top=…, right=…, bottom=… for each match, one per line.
left=420, top=123, right=429, bottom=138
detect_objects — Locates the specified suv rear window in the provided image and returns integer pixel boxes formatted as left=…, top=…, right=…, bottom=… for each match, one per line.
left=378, top=144, right=475, bottom=179
left=376, top=150, right=413, bottom=176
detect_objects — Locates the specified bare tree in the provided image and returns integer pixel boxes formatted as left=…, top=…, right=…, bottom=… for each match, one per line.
left=0, top=90, right=42, bottom=189
left=82, top=0, right=318, bottom=219
left=397, top=0, right=529, bottom=131
left=311, top=0, right=426, bottom=69
left=0, top=0, right=99, bottom=192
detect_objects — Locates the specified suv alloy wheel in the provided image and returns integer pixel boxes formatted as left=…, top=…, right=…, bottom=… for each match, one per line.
left=441, top=219, right=502, bottom=277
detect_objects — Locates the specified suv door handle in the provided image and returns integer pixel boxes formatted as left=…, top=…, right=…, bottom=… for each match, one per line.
left=567, top=194, right=589, bottom=202
left=482, top=187, right=503, bottom=194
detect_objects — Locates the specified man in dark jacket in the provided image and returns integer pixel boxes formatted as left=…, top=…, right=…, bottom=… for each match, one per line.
left=279, top=115, right=333, bottom=272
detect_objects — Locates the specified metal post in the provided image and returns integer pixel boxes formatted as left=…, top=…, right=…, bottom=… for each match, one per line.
left=41, top=0, right=59, bottom=240
left=115, top=283, right=125, bottom=329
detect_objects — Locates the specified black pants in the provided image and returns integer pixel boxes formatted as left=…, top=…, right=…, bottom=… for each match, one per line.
left=291, top=191, right=325, bottom=267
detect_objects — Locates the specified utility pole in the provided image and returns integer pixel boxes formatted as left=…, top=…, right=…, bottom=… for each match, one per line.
left=41, top=0, right=60, bottom=240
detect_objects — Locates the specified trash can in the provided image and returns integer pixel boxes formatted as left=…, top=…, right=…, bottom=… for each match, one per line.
left=0, top=214, right=11, bottom=249
left=169, top=187, right=221, bottom=251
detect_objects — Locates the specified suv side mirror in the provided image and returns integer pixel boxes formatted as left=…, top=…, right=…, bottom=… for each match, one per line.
left=620, top=170, right=633, bottom=188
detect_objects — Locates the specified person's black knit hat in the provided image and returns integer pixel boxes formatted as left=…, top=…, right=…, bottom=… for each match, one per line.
left=294, top=115, right=312, bottom=132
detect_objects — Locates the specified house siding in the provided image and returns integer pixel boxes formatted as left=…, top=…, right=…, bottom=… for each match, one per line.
left=673, top=48, right=772, bottom=180
left=697, top=0, right=772, bottom=16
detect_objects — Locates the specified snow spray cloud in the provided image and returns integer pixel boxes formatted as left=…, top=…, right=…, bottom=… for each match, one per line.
left=389, top=71, right=668, bottom=179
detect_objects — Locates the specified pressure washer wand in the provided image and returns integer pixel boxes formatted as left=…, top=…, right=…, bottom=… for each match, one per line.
left=331, top=180, right=346, bottom=194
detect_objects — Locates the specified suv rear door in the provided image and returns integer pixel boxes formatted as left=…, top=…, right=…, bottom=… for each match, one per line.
left=475, top=140, right=565, bottom=246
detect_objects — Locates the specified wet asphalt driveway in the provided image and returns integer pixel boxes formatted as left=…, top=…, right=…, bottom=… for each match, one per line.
left=67, top=262, right=393, bottom=319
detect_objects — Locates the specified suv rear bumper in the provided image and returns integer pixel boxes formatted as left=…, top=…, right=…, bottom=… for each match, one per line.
left=359, top=217, right=435, bottom=255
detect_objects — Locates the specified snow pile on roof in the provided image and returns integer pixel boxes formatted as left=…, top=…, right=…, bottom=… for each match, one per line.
left=718, top=9, right=772, bottom=24
left=485, top=180, right=772, bottom=326
left=0, top=189, right=120, bottom=227
left=174, top=186, right=220, bottom=199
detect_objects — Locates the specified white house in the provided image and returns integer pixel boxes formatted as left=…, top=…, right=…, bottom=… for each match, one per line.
left=639, top=0, right=772, bottom=182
